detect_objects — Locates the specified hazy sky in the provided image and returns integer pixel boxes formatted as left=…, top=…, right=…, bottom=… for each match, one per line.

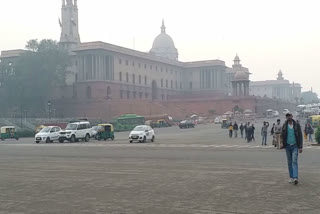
left=1, top=0, right=319, bottom=93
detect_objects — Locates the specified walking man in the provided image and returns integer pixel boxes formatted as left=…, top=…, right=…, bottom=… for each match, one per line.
left=240, top=123, right=244, bottom=138
left=307, top=124, right=314, bottom=142
left=261, top=121, right=269, bottom=145
left=228, top=122, right=233, bottom=138
left=274, top=119, right=282, bottom=149
left=233, top=122, right=239, bottom=138
left=281, top=113, right=303, bottom=185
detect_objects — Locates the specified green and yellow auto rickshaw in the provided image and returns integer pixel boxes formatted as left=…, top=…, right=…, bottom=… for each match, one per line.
left=1, top=126, right=19, bottom=141
left=96, top=124, right=115, bottom=141
left=221, top=119, right=229, bottom=129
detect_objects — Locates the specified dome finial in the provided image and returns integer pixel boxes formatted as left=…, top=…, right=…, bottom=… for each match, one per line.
left=161, top=19, right=166, bottom=34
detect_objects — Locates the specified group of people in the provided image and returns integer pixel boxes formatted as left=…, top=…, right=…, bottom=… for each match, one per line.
left=228, top=122, right=256, bottom=143
left=228, top=113, right=304, bottom=185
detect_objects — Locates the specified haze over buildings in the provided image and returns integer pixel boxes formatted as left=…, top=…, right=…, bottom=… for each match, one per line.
left=0, top=0, right=319, bottom=94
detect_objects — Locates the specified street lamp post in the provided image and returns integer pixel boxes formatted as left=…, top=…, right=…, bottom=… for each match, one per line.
left=48, top=101, right=52, bottom=120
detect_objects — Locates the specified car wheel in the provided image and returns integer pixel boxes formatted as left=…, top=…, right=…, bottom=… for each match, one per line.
left=16, top=137, right=19, bottom=140
left=36, top=141, right=40, bottom=144
left=151, top=135, right=155, bottom=142
left=46, top=137, right=51, bottom=143
left=142, top=136, right=146, bottom=143
left=129, top=140, right=133, bottom=143
left=59, top=139, right=64, bottom=143
left=1, top=138, right=4, bottom=141
left=85, top=134, right=90, bottom=142
left=111, top=136, right=115, bottom=141
left=70, top=135, right=76, bottom=143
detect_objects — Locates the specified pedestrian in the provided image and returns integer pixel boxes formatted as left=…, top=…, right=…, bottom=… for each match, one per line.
left=228, top=122, right=233, bottom=138
left=304, top=124, right=308, bottom=142
left=233, top=122, right=239, bottom=138
left=240, top=123, right=244, bottom=138
left=307, top=124, right=314, bottom=142
left=274, top=119, right=282, bottom=149
left=251, top=124, right=256, bottom=142
left=271, top=123, right=275, bottom=146
left=244, top=122, right=248, bottom=140
left=281, top=113, right=303, bottom=185
left=261, top=121, right=269, bottom=145
left=246, top=123, right=253, bottom=143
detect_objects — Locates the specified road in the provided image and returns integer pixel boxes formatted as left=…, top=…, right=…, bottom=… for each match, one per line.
left=0, top=123, right=320, bottom=214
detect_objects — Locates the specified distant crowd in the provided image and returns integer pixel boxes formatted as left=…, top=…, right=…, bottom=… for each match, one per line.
left=227, top=118, right=315, bottom=147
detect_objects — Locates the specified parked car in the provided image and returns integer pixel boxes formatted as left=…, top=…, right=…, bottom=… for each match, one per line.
left=214, top=116, right=222, bottom=124
left=59, top=121, right=92, bottom=143
left=283, top=109, right=290, bottom=115
left=129, top=125, right=155, bottom=143
left=179, top=120, right=195, bottom=129
left=35, top=126, right=61, bottom=143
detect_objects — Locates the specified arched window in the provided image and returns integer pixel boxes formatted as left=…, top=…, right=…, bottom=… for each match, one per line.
left=86, top=86, right=92, bottom=99
left=107, top=86, right=111, bottom=99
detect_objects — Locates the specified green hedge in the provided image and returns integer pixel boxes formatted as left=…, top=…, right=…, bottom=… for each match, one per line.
left=315, top=127, right=320, bottom=144
left=17, top=129, right=35, bottom=138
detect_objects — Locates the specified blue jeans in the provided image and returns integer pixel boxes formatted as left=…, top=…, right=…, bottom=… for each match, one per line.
left=285, top=144, right=299, bottom=179
left=262, top=133, right=267, bottom=145
left=309, top=134, right=313, bottom=142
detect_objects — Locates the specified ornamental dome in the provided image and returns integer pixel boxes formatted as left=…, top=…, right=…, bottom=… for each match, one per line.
left=150, top=20, right=178, bottom=60
left=234, top=70, right=249, bottom=81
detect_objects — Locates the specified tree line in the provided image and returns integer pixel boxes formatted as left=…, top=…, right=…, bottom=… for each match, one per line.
left=0, top=39, right=70, bottom=117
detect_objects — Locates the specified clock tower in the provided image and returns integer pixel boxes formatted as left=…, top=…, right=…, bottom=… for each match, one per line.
left=59, top=0, right=80, bottom=51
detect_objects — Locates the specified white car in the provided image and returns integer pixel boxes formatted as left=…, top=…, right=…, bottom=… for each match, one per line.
left=35, top=126, right=61, bottom=143
left=129, top=125, right=155, bottom=143
left=283, top=109, right=290, bottom=115
left=59, top=121, right=92, bottom=143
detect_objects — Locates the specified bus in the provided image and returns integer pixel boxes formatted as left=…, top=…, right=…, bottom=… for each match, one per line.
left=111, top=114, right=145, bottom=132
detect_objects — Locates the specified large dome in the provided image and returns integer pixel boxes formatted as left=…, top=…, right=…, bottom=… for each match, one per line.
left=150, top=20, right=178, bottom=61
left=234, top=70, right=249, bottom=81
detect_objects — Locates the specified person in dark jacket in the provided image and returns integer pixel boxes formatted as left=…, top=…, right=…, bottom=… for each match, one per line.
left=281, top=113, right=303, bottom=185
left=233, top=122, right=239, bottom=138
left=240, top=123, right=244, bottom=138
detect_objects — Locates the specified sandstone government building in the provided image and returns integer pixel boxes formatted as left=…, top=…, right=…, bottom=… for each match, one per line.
left=0, top=0, right=302, bottom=119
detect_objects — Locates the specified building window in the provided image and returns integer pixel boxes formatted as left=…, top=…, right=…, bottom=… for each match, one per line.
left=119, top=72, right=122, bottom=82
left=126, top=72, right=129, bottom=82
left=171, top=80, right=173, bottom=89
left=161, top=79, right=163, bottom=88
left=156, top=66, right=158, bottom=71
left=126, top=60, right=128, bottom=66
left=145, top=76, right=147, bottom=85
left=138, top=63, right=141, bottom=68
left=133, top=74, right=135, bottom=84
left=119, top=59, right=122, bottom=64
left=189, top=82, right=193, bottom=89
left=161, top=94, right=164, bottom=100
left=180, top=82, right=182, bottom=89
left=161, top=67, right=163, bottom=72
left=132, top=62, right=135, bottom=67
left=120, top=90, right=123, bottom=99
left=144, top=64, right=147, bottom=69
left=133, top=91, right=136, bottom=99
left=175, top=80, right=178, bottom=89
left=139, top=75, right=141, bottom=84
left=150, top=65, right=152, bottom=70
left=127, top=91, right=130, bottom=99
left=166, top=80, right=168, bottom=88
left=139, top=92, right=143, bottom=99
left=145, top=93, right=148, bottom=99
left=86, top=86, right=92, bottom=99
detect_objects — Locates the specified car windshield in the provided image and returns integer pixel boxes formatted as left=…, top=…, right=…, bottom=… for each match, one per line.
left=66, top=124, right=77, bottom=130
left=133, top=126, right=145, bottom=131
left=40, top=127, right=51, bottom=133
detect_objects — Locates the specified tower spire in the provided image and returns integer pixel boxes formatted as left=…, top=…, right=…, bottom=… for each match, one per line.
left=161, top=19, right=166, bottom=34
left=62, top=0, right=65, bottom=6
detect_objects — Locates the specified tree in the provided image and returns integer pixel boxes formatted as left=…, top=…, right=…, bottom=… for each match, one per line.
left=4, top=39, right=70, bottom=115
left=315, top=127, right=320, bottom=144
left=208, top=109, right=216, bottom=115
left=301, top=91, right=319, bottom=104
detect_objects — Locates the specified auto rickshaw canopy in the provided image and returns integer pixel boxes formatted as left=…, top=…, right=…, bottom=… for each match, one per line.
left=1, top=126, right=16, bottom=134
